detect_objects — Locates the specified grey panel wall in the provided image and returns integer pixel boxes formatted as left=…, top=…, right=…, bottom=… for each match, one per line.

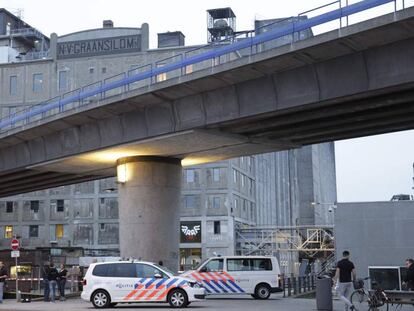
left=335, top=201, right=414, bottom=276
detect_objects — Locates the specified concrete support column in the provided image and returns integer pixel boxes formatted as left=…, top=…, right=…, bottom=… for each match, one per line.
left=117, top=156, right=182, bottom=271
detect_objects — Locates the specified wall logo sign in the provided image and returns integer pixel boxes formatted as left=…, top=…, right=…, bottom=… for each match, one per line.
left=57, top=35, right=142, bottom=59
left=180, top=221, right=201, bottom=243
left=181, top=225, right=200, bottom=236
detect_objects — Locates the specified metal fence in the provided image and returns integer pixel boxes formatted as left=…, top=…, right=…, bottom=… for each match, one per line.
left=282, top=274, right=317, bottom=297
left=0, top=0, right=410, bottom=134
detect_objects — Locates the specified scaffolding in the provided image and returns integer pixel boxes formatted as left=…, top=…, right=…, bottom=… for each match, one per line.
left=235, top=225, right=335, bottom=275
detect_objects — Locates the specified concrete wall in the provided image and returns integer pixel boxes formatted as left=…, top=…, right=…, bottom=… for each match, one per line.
left=335, top=201, right=414, bottom=277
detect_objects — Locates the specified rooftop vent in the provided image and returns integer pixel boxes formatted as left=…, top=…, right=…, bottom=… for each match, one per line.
left=103, top=20, right=114, bottom=28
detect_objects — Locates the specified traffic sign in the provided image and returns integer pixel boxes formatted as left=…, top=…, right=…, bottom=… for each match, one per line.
left=11, top=250, right=20, bottom=258
left=11, top=239, right=19, bottom=250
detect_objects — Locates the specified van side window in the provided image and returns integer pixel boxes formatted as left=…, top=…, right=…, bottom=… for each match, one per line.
left=251, top=259, right=272, bottom=271
left=227, top=259, right=273, bottom=271
left=202, top=259, right=223, bottom=272
left=227, top=259, right=249, bottom=271
left=106, top=263, right=136, bottom=277
left=92, top=264, right=109, bottom=276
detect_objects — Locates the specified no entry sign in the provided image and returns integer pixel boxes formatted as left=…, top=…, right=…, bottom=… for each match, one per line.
left=11, top=239, right=19, bottom=250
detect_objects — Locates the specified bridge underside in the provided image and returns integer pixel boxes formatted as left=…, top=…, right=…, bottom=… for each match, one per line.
left=1, top=8, right=414, bottom=197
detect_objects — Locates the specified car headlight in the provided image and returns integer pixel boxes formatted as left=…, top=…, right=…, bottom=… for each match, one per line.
left=188, top=281, right=202, bottom=288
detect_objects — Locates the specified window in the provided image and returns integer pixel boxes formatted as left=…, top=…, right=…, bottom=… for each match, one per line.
left=4, top=225, right=13, bottom=238
left=233, top=169, right=237, bottom=183
left=202, top=259, right=223, bottom=272
left=184, top=195, right=196, bottom=209
left=6, top=201, right=13, bottom=213
left=234, top=198, right=238, bottom=210
left=186, top=169, right=195, bottom=183
left=241, top=175, right=245, bottom=187
left=156, top=63, right=166, bottom=82
left=136, top=264, right=166, bottom=278
left=30, top=200, right=39, bottom=213
left=251, top=258, right=272, bottom=271
left=185, top=64, right=193, bottom=74
left=29, top=225, right=39, bottom=238
left=227, top=258, right=273, bottom=272
left=93, top=264, right=109, bottom=277
left=55, top=224, right=64, bottom=239
left=10, top=76, right=17, bottom=96
left=100, top=223, right=105, bottom=231
left=213, top=168, right=220, bottom=182
left=214, top=221, right=221, bottom=235
left=89, top=67, right=94, bottom=74
left=227, top=259, right=250, bottom=271
left=213, top=197, right=220, bottom=209
left=33, top=73, right=43, bottom=93
left=101, top=67, right=107, bottom=74
left=56, top=200, right=64, bottom=212
left=107, top=263, right=136, bottom=278
left=58, top=70, right=68, bottom=91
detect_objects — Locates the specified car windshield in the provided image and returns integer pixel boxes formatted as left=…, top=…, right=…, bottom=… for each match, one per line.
left=154, top=264, right=177, bottom=277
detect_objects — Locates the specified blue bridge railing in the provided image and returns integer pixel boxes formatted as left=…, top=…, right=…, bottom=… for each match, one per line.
left=0, top=0, right=408, bottom=133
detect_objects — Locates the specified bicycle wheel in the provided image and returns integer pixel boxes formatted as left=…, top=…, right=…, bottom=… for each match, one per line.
left=370, top=293, right=389, bottom=311
left=351, top=290, right=370, bottom=310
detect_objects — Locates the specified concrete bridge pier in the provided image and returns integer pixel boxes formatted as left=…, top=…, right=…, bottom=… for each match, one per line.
left=116, top=156, right=182, bottom=271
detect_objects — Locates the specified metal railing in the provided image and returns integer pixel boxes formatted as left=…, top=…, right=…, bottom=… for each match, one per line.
left=282, top=274, right=317, bottom=297
left=0, top=0, right=409, bottom=134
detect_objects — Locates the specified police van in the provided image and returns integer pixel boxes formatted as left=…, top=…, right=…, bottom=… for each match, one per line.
left=182, top=256, right=282, bottom=299
left=81, top=261, right=205, bottom=308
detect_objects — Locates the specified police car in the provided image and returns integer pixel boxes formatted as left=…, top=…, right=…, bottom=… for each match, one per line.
left=182, top=256, right=282, bottom=299
left=81, top=261, right=205, bottom=308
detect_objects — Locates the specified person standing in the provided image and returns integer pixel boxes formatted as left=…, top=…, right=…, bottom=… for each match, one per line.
left=47, top=263, right=59, bottom=303
left=403, top=258, right=414, bottom=291
left=334, top=250, right=356, bottom=311
left=58, top=264, right=68, bottom=301
left=0, top=262, right=8, bottom=303
left=42, top=263, right=50, bottom=302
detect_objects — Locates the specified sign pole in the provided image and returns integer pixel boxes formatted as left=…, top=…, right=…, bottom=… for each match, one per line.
left=15, top=254, right=18, bottom=302
left=11, top=237, right=20, bottom=302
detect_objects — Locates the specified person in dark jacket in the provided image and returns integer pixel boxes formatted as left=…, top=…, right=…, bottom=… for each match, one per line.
left=47, top=263, right=59, bottom=302
left=0, top=262, right=8, bottom=303
left=43, top=263, right=50, bottom=302
left=58, top=264, right=68, bottom=301
left=403, top=258, right=414, bottom=291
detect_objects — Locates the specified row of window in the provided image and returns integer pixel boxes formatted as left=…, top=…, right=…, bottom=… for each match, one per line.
left=184, top=168, right=221, bottom=183
left=183, top=195, right=223, bottom=209
left=3, top=223, right=118, bottom=239
left=1, top=198, right=118, bottom=218
left=92, top=263, right=166, bottom=278
left=6, top=62, right=180, bottom=98
left=203, top=258, right=272, bottom=272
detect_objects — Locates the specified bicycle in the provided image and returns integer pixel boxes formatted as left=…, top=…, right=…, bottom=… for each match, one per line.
left=350, top=277, right=390, bottom=311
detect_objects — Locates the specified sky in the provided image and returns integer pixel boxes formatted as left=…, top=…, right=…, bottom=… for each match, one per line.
left=2, top=0, right=413, bottom=202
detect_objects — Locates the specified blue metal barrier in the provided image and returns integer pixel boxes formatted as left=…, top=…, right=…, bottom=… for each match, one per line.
left=0, top=0, right=401, bottom=131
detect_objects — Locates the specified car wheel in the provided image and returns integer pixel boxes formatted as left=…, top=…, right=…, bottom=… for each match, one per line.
left=168, top=289, right=189, bottom=308
left=251, top=294, right=259, bottom=299
left=255, top=283, right=271, bottom=300
left=92, top=290, right=111, bottom=308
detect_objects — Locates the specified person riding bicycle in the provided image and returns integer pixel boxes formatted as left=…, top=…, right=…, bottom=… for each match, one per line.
left=403, top=258, right=414, bottom=291
left=334, top=250, right=357, bottom=311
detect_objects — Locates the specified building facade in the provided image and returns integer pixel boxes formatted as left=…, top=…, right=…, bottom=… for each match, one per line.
left=0, top=9, right=337, bottom=271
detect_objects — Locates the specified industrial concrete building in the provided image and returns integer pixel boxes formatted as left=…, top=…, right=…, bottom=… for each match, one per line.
left=335, top=201, right=414, bottom=277
left=0, top=8, right=337, bottom=270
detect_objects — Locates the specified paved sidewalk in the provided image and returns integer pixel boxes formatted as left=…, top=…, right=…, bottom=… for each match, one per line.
left=0, top=295, right=341, bottom=311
